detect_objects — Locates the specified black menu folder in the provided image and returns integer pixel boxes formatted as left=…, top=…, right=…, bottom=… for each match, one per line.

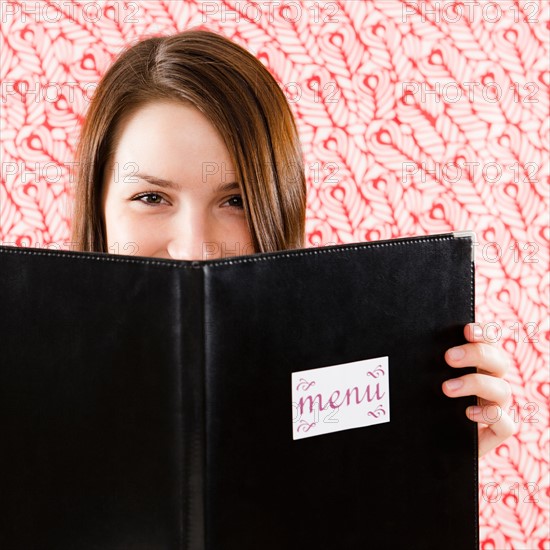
left=0, top=232, right=478, bottom=550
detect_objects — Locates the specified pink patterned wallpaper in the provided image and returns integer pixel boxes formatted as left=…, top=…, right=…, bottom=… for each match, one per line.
left=1, top=1, right=548, bottom=547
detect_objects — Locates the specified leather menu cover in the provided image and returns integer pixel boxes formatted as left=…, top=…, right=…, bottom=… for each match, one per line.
left=0, top=233, right=478, bottom=549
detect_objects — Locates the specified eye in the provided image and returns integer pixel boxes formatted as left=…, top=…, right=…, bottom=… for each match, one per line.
left=131, top=192, right=169, bottom=206
left=222, top=195, right=244, bottom=209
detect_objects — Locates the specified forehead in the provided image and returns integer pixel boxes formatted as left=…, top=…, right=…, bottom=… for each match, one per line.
left=115, top=101, right=230, bottom=163
left=103, top=102, right=235, bottom=192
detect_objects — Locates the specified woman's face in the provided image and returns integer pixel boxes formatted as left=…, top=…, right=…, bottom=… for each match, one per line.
left=101, top=101, right=253, bottom=260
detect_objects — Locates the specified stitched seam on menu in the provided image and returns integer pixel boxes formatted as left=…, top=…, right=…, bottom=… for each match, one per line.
left=174, top=273, right=185, bottom=548
left=470, top=250, right=479, bottom=550
left=205, top=236, right=455, bottom=267
left=200, top=265, right=207, bottom=549
left=0, top=235, right=454, bottom=267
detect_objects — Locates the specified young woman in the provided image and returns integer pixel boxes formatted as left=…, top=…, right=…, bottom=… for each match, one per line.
left=71, top=29, right=515, bottom=457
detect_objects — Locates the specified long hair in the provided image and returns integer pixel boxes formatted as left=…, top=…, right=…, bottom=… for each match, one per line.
left=71, top=29, right=306, bottom=254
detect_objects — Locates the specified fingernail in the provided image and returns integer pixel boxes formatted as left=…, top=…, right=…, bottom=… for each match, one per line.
left=445, top=378, right=463, bottom=390
left=468, top=406, right=482, bottom=417
left=448, top=347, right=465, bottom=360
left=473, top=325, right=483, bottom=339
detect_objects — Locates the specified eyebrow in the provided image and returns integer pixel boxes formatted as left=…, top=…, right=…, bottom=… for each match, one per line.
left=128, top=172, right=240, bottom=193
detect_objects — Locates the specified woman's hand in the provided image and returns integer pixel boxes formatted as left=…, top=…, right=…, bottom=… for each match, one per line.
left=442, top=322, right=517, bottom=457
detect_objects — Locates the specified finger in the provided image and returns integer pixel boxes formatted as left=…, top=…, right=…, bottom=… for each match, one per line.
left=442, top=373, right=512, bottom=407
left=464, top=322, right=484, bottom=342
left=445, top=342, right=510, bottom=377
left=464, top=322, right=501, bottom=345
left=466, top=405, right=518, bottom=457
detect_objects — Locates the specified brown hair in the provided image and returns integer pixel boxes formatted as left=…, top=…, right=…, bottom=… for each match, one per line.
left=70, top=29, right=306, bottom=254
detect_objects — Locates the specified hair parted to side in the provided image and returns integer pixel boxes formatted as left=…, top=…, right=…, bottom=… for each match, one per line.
left=71, top=29, right=306, bottom=254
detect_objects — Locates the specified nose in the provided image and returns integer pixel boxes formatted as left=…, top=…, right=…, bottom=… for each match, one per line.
left=165, top=214, right=213, bottom=262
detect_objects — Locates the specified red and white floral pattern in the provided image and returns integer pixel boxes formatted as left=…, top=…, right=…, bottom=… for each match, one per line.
left=1, top=2, right=548, bottom=547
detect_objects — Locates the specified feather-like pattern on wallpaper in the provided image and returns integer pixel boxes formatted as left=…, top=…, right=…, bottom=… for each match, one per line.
left=0, top=1, right=548, bottom=547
